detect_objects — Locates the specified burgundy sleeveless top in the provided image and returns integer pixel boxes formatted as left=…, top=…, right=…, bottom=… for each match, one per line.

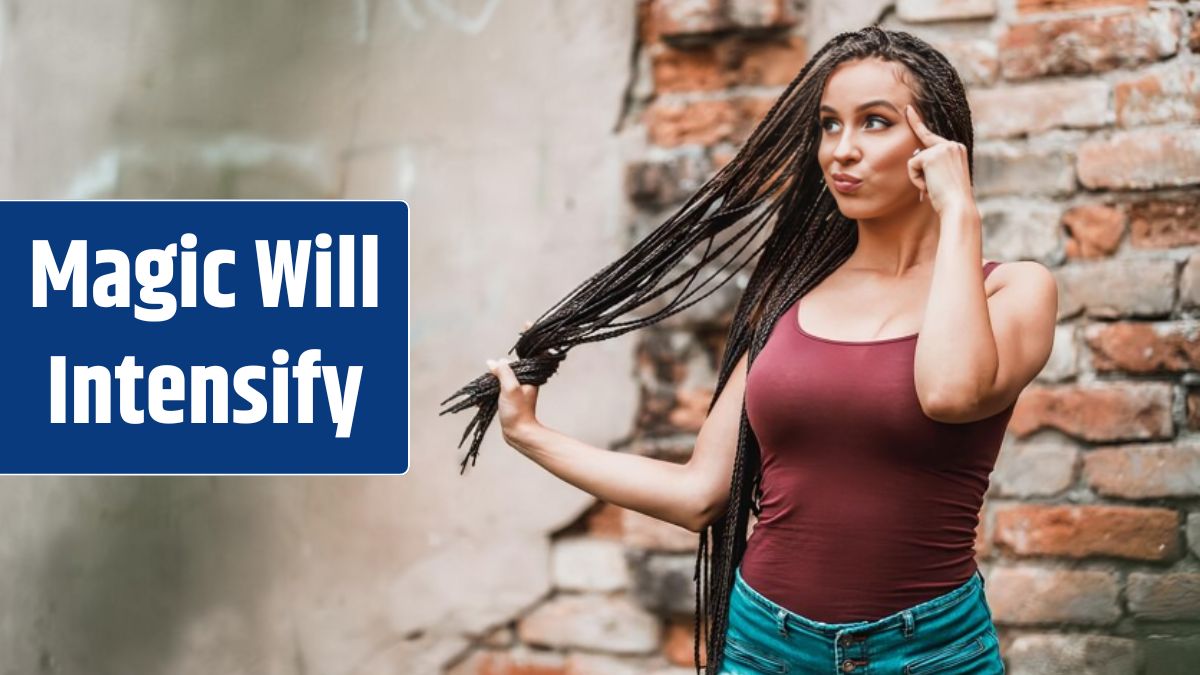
left=740, top=260, right=1013, bottom=623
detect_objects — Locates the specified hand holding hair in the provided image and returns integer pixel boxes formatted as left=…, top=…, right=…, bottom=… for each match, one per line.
left=484, top=320, right=542, bottom=450
left=438, top=150, right=776, bottom=476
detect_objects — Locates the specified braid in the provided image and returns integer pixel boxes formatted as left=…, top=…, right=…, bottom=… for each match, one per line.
left=439, top=24, right=977, bottom=674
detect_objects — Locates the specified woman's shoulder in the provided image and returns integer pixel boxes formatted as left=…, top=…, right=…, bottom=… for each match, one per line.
left=984, top=259, right=1056, bottom=296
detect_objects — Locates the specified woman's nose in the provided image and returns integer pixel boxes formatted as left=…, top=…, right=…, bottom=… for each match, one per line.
left=832, top=130, right=861, bottom=163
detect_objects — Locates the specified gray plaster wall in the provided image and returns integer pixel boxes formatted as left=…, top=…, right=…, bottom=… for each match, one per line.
left=0, top=1, right=639, bottom=672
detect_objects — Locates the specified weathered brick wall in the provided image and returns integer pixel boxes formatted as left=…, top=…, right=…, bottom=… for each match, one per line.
left=928, top=1, right=1199, bottom=673
left=446, top=0, right=1200, bottom=673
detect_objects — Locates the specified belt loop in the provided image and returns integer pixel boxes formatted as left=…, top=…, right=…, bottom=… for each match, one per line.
left=776, top=608, right=789, bottom=636
left=901, top=609, right=915, bottom=638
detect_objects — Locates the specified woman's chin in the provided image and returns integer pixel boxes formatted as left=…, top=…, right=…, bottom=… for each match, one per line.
left=833, top=197, right=913, bottom=221
left=833, top=202, right=876, bottom=220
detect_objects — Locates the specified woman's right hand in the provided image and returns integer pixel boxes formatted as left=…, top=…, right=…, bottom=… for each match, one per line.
left=486, top=320, right=542, bottom=449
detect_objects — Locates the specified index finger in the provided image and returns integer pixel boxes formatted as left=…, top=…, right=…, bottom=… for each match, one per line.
left=905, top=104, right=944, bottom=147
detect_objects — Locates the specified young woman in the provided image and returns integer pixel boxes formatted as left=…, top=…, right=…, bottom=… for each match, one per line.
left=453, top=26, right=1057, bottom=674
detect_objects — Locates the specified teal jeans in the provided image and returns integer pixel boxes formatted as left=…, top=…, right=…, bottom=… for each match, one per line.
left=720, top=566, right=1005, bottom=674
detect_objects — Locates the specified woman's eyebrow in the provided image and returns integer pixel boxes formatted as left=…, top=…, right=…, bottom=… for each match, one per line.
left=818, top=99, right=900, bottom=115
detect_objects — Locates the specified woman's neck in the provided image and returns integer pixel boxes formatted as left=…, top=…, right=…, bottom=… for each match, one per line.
left=846, top=205, right=942, bottom=278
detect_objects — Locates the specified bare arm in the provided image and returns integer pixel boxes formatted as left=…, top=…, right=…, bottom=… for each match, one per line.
left=488, top=350, right=749, bottom=533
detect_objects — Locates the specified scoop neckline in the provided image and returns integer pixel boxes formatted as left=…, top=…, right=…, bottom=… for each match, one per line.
left=792, top=260, right=1001, bottom=346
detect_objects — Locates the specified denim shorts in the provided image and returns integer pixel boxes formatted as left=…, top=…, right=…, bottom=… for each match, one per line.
left=719, top=565, right=1005, bottom=674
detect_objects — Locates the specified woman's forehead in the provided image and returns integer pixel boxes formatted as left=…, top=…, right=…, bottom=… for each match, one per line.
left=820, top=59, right=914, bottom=110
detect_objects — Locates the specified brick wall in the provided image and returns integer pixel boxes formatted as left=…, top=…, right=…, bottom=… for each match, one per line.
left=445, top=0, right=1200, bottom=673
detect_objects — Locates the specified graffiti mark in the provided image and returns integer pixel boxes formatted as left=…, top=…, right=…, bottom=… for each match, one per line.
left=65, top=149, right=122, bottom=199
left=65, top=136, right=336, bottom=199
left=354, top=0, right=370, bottom=44
left=396, top=0, right=502, bottom=35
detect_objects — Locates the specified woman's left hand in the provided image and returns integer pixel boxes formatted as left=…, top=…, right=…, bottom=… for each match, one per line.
left=904, top=104, right=974, bottom=218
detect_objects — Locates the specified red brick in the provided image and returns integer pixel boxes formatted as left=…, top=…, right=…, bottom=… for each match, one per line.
left=644, top=96, right=775, bottom=147
left=651, top=0, right=725, bottom=40
left=1016, top=0, right=1147, bottom=13
left=651, top=0, right=794, bottom=43
left=975, top=142, right=1075, bottom=197
left=988, top=566, right=1121, bottom=625
left=1127, top=572, right=1200, bottom=621
left=975, top=506, right=992, bottom=558
left=970, top=80, right=1110, bottom=139
left=646, top=99, right=734, bottom=147
left=1190, top=389, right=1200, bottom=430
left=1054, top=257, right=1176, bottom=318
left=651, top=34, right=806, bottom=93
left=1115, top=63, right=1200, bottom=127
left=626, top=150, right=715, bottom=209
left=898, top=0, right=996, bottom=23
left=1009, top=382, right=1174, bottom=441
left=517, top=595, right=661, bottom=653
left=736, top=35, right=807, bottom=87
left=584, top=501, right=625, bottom=539
left=992, top=441, right=1079, bottom=498
left=980, top=201, right=1063, bottom=264
left=621, top=507, right=699, bottom=551
left=1083, top=443, right=1200, bottom=498
left=931, top=38, right=999, bottom=87
left=1192, top=12, right=1200, bottom=51
left=1084, top=321, right=1200, bottom=374
left=663, top=618, right=705, bottom=667
left=638, top=0, right=658, bottom=45
left=993, top=503, right=1180, bottom=561
left=1077, top=128, right=1200, bottom=190
left=651, top=47, right=725, bottom=92
left=625, top=434, right=696, bottom=462
left=1128, top=196, right=1200, bottom=249
left=564, top=654, right=647, bottom=674
left=1005, top=635, right=1138, bottom=673
left=723, top=0, right=796, bottom=31
left=668, top=386, right=713, bottom=432
left=1062, top=204, right=1125, bottom=259
left=999, top=10, right=1179, bottom=81
left=446, top=650, right=569, bottom=675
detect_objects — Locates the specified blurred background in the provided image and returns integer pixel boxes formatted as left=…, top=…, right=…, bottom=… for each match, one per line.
left=1, top=0, right=1198, bottom=673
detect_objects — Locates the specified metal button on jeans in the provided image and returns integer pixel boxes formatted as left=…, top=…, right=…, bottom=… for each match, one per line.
left=841, top=659, right=856, bottom=672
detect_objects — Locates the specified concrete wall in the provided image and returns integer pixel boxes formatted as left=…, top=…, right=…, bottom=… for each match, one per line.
left=0, top=1, right=639, bottom=673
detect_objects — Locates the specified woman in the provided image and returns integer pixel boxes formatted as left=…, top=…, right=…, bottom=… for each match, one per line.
left=449, top=26, right=1057, bottom=674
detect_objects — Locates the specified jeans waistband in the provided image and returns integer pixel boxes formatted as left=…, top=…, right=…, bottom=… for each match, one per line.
left=732, top=566, right=985, bottom=640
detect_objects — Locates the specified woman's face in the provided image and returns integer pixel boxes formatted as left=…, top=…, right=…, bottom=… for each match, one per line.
left=816, top=57, right=926, bottom=219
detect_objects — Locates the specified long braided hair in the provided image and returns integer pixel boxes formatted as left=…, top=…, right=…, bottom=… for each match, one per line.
left=439, top=26, right=976, bottom=673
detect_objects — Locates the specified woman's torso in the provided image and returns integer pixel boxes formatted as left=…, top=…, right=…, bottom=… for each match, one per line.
left=739, top=259, right=1015, bottom=623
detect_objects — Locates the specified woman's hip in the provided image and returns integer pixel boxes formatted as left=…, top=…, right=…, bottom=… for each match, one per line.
left=719, top=565, right=1004, bottom=674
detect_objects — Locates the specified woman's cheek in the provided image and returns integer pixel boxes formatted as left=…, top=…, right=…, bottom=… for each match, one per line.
left=875, top=143, right=911, bottom=189
left=816, top=144, right=831, bottom=171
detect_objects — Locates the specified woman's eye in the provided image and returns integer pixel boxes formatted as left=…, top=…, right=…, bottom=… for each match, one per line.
left=821, top=115, right=891, bottom=133
left=866, top=115, right=891, bottom=129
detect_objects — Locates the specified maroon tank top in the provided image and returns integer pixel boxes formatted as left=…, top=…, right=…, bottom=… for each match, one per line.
left=740, top=260, right=1013, bottom=623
